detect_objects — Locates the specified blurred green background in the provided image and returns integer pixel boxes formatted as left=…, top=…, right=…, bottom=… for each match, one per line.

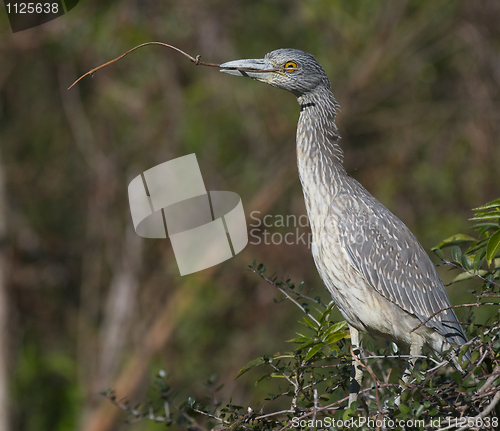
left=0, top=0, right=499, bottom=430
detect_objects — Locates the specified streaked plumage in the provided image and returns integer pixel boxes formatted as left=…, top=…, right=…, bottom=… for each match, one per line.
left=221, top=49, right=467, bottom=404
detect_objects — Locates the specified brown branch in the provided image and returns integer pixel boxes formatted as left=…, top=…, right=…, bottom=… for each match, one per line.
left=350, top=346, right=383, bottom=429
left=254, top=409, right=295, bottom=421
left=68, top=41, right=297, bottom=90
left=476, top=364, right=500, bottom=395
left=409, top=302, right=499, bottom=334
left=275, top=384, right=399, bottom=431
left=441, top=259, right=500, bottom=289
left=250, top=268, right=322, bottom=327
left=454, top=391, right=500, bottom=431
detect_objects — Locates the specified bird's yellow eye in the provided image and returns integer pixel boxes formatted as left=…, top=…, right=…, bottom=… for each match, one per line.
left=284, top=61, right=298, bottom=72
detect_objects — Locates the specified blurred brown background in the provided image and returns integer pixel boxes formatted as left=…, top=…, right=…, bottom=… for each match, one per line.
left=0, top=0, right=499, bottom=430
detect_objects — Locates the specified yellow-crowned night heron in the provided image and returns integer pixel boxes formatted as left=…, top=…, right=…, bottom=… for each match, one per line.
left=221, top=49, right=468, bottom=405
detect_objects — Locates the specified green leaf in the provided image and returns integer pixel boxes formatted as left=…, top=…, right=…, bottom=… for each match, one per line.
left=286, top=336, right=309, bottom=344
left=342, top=405, right=357, bottom=421
left=451, top=245, right=462, bottom=262
left=472, top=222, right=500, bottom=238
left=255, top=373, right=272, bottom=384
left=326, top=330, right=350, bottom=344
left=469, top=211, right=500, bottom=221
left=321, top=321, right=347, bottom=340
left=296, top=339, right=317, bottom=351
left=236, top=357, right=267, bottom=378
left=432, top=234, right=477, bottom=250
left=273, top=354, right=294, bottom=360
left=451, top=270, right=488, bottom=284
left=470, top=222, right=499, bottom=231
left=269, top=373, right=286, bottom=379
left=330, top=320, right=348, bottom=332
left=300, top=316, right=319, bottom=331
left=473, top=198, right=500, bottom=211
left=466, top=239, right=488, bottom=255
left=318, top=303, right=336, bottom=322
left=486, top=230, right=500, bottom=264
left=429, top=407, right=438, bottom=416
left=398, top=404, right=411, bottom=415
left=461, top=254, right=471, bottom=270
left=433, top=248, right=445, bottom=259
left=479, top=225, right=499, bottom=238
left=415, top=403, right=425, bottom=417
left=305, top=345, right=322, bottom=362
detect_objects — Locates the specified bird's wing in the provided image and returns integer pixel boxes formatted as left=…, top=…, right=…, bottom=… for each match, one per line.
left=331, top=186, right=466, bottom=346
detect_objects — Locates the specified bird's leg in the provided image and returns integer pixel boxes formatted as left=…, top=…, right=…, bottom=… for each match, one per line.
left=395, top=338, right=423, bottom=405
left=402, top=339, right=423, bottom=384
left=348, top=326, right=363, bottom=408
left=450, top=351, right=465, bottom=374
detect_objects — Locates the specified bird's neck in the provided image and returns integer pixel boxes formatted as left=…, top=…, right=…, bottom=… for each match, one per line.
left=296, top=88, right=346, bottom=234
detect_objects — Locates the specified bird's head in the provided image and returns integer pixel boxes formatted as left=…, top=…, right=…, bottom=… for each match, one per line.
left=220, top=49, right=330, bottom=97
